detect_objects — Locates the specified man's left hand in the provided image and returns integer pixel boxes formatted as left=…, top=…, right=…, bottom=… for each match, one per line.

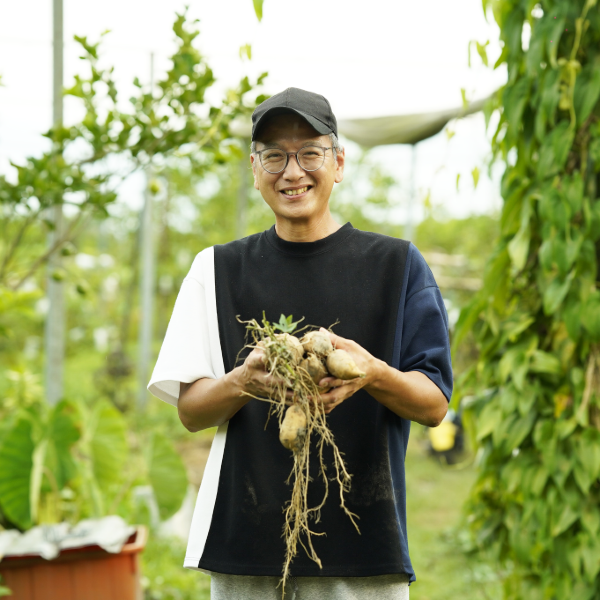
left=316, top=327, right=385, bottom=414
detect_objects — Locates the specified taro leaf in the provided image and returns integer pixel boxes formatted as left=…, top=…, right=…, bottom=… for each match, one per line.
left=147, top=432, right=188, bottom=521
left=45, top=399, right=82, bottom=489
left=0, top=416, right=34, bottom=529
left=89, top=401, right=128, bottom=489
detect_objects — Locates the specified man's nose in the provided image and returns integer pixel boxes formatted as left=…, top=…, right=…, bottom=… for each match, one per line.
left=282, top=153, right=305, bottom=179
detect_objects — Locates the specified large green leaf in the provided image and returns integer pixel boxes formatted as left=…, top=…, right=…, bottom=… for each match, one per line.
left=148, top=432, right=188, bottom=520
left=0, top=417, right=34, bottom=529
left=46, top=399, right=82, bottom=489
left=89, top=401, right=128, bottom=488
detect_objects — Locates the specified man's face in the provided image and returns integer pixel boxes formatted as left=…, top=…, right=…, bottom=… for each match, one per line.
left=251, top=113, right=345, bottom=223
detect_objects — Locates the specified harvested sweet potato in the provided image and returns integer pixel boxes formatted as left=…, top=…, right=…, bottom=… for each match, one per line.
left=275, top=333, right=304, bottom=364
left=326, top=349, right=366, bottom=380
left=300, top=331, right=333, bottom=357
left=279, top=404, right=307, bottom=452
left=300, top=352, right=329, bottom=385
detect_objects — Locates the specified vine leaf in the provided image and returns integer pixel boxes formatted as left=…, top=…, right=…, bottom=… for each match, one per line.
left=253, top=0, right=264, bottom=21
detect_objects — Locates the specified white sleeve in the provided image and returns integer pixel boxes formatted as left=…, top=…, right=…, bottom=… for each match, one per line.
left=147, top=247, right=222, bottom=407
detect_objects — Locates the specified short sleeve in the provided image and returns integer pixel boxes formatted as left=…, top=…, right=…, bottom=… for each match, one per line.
left=147, top=254, right=218, bottom=407
left=399, top=245, right=453, bottom=402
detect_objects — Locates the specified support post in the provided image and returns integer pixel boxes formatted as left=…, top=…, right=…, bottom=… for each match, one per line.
left=236, top=138, right=250, bottom=240
left=137, top=53, right=156, bottom=411
left=405, top=143, right=417, bottom=242
left=45, top=0, right=65, bottom=405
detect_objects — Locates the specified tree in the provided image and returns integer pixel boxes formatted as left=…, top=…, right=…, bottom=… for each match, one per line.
left=0, top=9, right=266, bottom=295
left=455, top=0, right=600, bottom=597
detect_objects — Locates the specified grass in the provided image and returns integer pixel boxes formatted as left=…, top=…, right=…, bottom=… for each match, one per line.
left=405, top=425, right=502, bottom=600
left=141, top=424, right=502, bottom=600
left=140, top=535, right=211, bottom=600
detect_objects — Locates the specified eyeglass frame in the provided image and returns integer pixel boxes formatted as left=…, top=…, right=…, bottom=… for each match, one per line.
left=254, top=145, right=333, bottom=174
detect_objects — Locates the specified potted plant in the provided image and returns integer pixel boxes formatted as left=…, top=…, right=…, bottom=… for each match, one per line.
left=0, top=393, right=188, bottom=599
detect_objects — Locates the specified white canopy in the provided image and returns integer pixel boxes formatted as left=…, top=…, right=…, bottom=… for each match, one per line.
left=337, top=94, right=494, bottom=148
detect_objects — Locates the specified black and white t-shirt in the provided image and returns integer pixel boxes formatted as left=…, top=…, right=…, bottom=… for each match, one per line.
left=148, top=222, right=453, bottom=582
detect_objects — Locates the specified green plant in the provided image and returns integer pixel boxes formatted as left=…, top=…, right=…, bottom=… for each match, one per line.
left=0, top=575, right=10, bottom=598
left=0, top=392, right=187, bottom=531
left=0, top=9, right=266, bottom=294
left=141, top=535, right=211, bottom=600
left=455, top=0, right=600, bottom=598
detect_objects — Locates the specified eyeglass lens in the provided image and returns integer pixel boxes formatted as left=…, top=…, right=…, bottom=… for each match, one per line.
left=261, top=146, right=326, bottom=173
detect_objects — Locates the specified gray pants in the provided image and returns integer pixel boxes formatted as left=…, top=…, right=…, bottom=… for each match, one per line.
left=211, top=573, right=410, bottom=600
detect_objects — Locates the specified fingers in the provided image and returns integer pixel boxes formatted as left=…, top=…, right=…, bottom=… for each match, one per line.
left=318, top=376, right=350, bottom=388
left=247, top=348, right=266, bottom=369
left=319, top=327, right=355, bottom=352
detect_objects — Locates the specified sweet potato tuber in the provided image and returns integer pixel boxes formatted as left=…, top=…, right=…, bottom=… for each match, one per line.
left=275, top=333, right=304, bottom=364
left=300, top=352, right=329, bottom=386
left=300, top=331, right=333, bottom=357
left=326, top=349, right=366, bottom=380
left=279, top=404, right=307, bottom=452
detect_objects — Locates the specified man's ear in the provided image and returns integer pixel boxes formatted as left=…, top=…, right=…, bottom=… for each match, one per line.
left=250, top=153, right=259, bottom=190
left=334, top=147, right=345, bottom=184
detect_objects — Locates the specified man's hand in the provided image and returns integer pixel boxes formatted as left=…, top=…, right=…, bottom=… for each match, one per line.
left=239, top=346, right=291, bottom=398
left=316, top=328, right=386, bottom=414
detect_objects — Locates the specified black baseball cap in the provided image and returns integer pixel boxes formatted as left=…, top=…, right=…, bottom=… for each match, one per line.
left=251, top=87, right=338, bottom=141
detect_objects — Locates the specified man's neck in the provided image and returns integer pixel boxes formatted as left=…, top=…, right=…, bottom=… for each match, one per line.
left=274, top=212, right=342, bottom=243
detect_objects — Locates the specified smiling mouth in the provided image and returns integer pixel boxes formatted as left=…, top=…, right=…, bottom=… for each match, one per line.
left=281, top=186, right=311, bottom=196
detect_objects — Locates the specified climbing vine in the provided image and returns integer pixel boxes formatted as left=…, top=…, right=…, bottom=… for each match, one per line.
left=455, top=0, right=600, bottom=598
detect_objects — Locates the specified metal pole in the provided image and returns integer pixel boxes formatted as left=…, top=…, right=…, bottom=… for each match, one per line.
left=236, top=138, right=250, bottom=240
left=405, top=143, right=417, bottom=242
left=137, top=53, right=155, bottom=410
left=45, top=0, right=65, bottom=405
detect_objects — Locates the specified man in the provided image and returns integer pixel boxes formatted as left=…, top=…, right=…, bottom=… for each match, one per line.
left=148, top=87, right=452, bottom=600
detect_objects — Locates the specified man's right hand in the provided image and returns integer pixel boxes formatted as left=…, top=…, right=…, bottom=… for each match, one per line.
left=237, top=346, right=292, bottom=399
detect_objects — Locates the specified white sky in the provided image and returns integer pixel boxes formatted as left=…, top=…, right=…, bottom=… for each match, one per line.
left=0, top=0, right=509, bottom=222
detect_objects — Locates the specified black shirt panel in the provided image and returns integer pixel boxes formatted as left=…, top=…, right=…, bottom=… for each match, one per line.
left=200, top=223, right=412, bottom=577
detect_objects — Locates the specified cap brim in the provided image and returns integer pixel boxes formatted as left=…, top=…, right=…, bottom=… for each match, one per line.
left=252, top=107, right=331, bottom=141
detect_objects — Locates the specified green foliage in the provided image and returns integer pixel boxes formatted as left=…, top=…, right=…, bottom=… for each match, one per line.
left=0, top=575, right=10, bottom=598
left=272, top=313, right=301, bottom=334
left=457, top=0, right=600, bottom=597
left=141, top=535, right=211, bottom=600
left=147, top=432, right=189, bottom=521
left=0, top=8, right=266, bottom=294
left=0, top=393, right=188, bottom=532
left=253, top=0, right=264, bottom=21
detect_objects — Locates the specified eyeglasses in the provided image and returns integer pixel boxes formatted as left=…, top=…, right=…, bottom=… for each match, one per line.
left=255, top=145, right=332, bottom=174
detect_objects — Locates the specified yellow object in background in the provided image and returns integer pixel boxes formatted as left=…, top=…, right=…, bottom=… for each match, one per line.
left=429, top=421, right=457, bottom=452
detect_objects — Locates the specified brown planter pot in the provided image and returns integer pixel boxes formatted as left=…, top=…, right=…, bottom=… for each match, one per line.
left=0, top=525, right=147, bottom=600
